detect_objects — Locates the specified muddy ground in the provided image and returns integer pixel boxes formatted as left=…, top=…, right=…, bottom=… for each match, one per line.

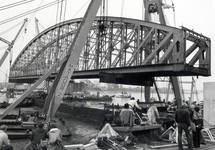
left=10, top=111, right=215, bottom=150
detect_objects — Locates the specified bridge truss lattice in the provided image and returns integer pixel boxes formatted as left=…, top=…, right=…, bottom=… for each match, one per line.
left=9, top=17, right=211, bottom=84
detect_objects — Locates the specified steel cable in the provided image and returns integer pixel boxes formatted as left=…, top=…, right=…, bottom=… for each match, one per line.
left=0, top=0, right=35, bottom=11
left=0, top=0, right=61, bottom=25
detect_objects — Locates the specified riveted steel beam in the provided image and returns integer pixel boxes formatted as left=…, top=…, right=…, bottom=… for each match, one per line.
left=8, top=17, right=210, bottom=84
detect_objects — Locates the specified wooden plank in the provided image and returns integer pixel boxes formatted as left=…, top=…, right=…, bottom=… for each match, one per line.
left=150, top=143, right=179, bottom=149
left=113, top=124, right=161, bottom=132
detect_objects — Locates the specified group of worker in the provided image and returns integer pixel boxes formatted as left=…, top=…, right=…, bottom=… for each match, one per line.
left=119, top=97, right=160, bottom=126
left=101, top=96, right=205, bottom=150
left=0, top=97, right=203, bottom=150
left=0, top=118, right=70, bottom=150
left=27, top=118, right=71, bottom=150
left=27, top=122, right=65, bottom=150
left=175, top=102, right=205, bottom=150
left=101, top=97, right=160, bottom=128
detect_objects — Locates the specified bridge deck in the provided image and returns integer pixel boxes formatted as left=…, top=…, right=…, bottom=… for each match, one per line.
left=9, top=63, right=209, bottom=84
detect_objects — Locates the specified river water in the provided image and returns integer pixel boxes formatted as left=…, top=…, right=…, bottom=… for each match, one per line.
left=88, top=89, right=203, bottom=109
left=99, top=90, right=202, bottom=103
left=0, top=89, right=203, bottom=111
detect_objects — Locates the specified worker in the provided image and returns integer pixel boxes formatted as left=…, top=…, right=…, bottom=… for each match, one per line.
left=119, top=103, right=136, bottom=126
left=147, top=105, right=160, bottom=124
left=128, top=97, right=141, bottom=112
left=147, top=98, right=160, bottom=124
left=29, top=122, right=47, bottom=150
left=0, top=125, right=13, bottom=150
left=175, top=103, right=193, bottom=150
left=100, top=109, right=113, bottom=129
left=47, top=124, right=64, bottom=150
left=192, top=106, right=203, bottom=148
left=56, top=118, right=72, bottom=138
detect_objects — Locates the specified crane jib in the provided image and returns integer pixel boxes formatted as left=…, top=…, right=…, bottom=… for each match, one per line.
left=56, top=63, right=74, bottom=99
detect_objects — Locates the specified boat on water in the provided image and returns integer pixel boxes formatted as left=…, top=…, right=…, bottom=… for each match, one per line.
left=64, top=92, right=114, bottom=102
left=115, top=91, right=131, bottom=98
left=70, top=95, right=113, bottom=101
left=0, top=101, right=9, bottom=108
left=1, top=90, right=47, bottom=109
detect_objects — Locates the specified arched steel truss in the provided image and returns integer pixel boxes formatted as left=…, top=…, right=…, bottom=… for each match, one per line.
left=9, top=17, right=211, bottom=82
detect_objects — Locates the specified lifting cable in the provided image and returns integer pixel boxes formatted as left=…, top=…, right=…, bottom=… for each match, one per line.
left=0, top=0, right=35, bottom=11
left=0, top=21, right=23, bottom=36
left=99, top=0, right=107, bottom=36
left=63, top=0, right=67, bottom=21
left=142, top=0, right=145, bottom=20
left=163, top=0, right=176, bottom=27
left=1, top=0, right=45, bottom=69
left=0, top=0, right=37, bottom=46
left=97, top=0, right=107, bottom=67
left=0, top=0, right=61, bottom=25
left=26, top=0, right=45, bottom=28
left=37, top=19, right=45, bottom=31
left=121, top=0, right=125, bottom=17
left=72, top=0, right=90, bottom=19
left=15, top=0, right=45, bottom=48
left=55, top=0, right=65, bottom=67
left=171, top=0, right=176, bottom=27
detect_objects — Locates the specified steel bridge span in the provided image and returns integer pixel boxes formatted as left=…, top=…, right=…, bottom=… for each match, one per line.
left=9, top=17, right=211, bottom=86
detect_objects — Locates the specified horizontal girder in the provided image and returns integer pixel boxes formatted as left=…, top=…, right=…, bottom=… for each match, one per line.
left=9, top=17, right=211, bottom=84
left=9, top=63, right=208, bottom=84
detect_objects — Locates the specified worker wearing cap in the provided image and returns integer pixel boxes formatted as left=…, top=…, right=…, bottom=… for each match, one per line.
left=0, top=125, right=10, bottom=147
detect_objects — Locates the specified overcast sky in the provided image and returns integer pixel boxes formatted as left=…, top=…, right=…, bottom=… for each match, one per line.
left=0, top=0, right=215, bottom=91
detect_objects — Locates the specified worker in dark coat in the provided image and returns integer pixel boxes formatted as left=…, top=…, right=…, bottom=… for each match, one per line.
left=192, top=106, right=204, bottom=148
left=100, top=109, right=113, bottom=129
left=175, top=103, right=192, bottom=150
left=30, top=122, right=47, bottom=150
